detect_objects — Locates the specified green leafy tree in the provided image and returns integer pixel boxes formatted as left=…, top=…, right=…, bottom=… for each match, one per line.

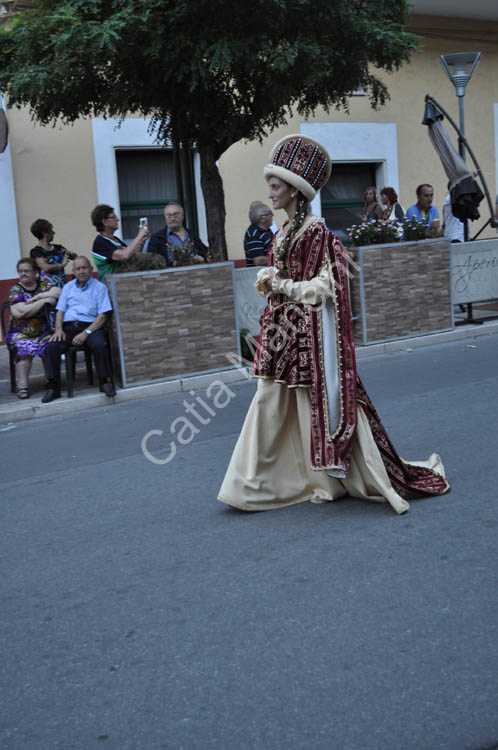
left=0, top=0, right=418, bottom=259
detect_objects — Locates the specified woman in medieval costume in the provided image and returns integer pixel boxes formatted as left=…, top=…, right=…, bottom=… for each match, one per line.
left=218, top=134, right=449, bottom=513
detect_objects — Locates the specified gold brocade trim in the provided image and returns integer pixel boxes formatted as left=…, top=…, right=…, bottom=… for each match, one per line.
left=290, top=215, right=323, bottom=246
left=268, top=299, right=304, bottom=313
left=358, top=399, right=451, bottom=495
left=253, top=374, right=309, bottom=388
left=273, top=216, right=324, bottom=270
left=310, top=463, right=345, bottom=472
left=317, top=257, right=344, bottom=442
left=399, top=458, right=451, bottom=494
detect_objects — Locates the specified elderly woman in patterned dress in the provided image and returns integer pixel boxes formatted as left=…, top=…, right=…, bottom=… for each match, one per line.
left=6, top=257, right=60, bottom=398
left=218, top=134, right=449, bottom=513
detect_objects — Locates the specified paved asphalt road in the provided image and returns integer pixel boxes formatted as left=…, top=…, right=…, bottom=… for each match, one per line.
left=1, top=334, right=497, bottom=750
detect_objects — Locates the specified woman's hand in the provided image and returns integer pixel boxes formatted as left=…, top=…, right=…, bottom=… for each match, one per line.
left=26, top=292, right=51, bottom=304
left=25, top=293, right=42, bottom=304
left=137, top=227, right=150, bottom=243
left=255, top=267, right=276, bottom=296
left=26, top=288, right=60, bottom=304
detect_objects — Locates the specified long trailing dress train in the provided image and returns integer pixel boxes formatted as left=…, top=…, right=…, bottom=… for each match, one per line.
left=218, top=216, right=449, bottom=513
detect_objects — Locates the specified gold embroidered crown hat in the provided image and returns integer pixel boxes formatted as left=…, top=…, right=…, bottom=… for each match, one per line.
left=264, top=134, right=332, bottom=201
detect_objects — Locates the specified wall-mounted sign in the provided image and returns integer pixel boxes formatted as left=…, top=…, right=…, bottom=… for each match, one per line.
left=233, top=267, right=267, bottom=336
left=451, top=239, right=498, bottom=304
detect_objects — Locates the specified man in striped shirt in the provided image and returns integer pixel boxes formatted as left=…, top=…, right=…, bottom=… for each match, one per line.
left=243, top=203, right=274, bottom=267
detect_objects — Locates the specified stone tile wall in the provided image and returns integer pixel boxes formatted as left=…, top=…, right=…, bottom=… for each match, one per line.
left=105, top=264, right=238, bottom=386
left=349, top=239, right=452, bottom=344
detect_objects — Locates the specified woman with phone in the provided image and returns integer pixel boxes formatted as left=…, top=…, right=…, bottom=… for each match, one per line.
left=91, top=204, right=149, bottom=280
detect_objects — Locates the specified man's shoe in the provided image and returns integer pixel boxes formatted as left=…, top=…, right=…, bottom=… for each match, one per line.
left=41, top=388, right=60, bottom=404
left=102, top=382, right=116, bottom=398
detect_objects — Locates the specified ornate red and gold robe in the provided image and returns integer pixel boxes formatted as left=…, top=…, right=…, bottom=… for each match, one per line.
left=219, top=216, right=449, bottom=512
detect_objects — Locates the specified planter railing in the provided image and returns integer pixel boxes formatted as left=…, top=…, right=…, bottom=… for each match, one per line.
left=104, top=262, right=240, bottom=387
left=349, top=238, right=453, bottom=345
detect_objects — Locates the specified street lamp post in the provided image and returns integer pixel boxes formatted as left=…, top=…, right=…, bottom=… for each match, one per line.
left=439, top=52, right=482, bottom=165
left=440, top=52, right=482, bottom=244
left=439, top=52, right=482, bottom=319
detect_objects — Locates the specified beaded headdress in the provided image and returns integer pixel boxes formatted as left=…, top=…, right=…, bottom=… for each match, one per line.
left=264, top=134, right=332, bottom=201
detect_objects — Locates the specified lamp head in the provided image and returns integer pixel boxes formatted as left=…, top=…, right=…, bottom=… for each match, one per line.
left=440, top=52, right=482, bottom=97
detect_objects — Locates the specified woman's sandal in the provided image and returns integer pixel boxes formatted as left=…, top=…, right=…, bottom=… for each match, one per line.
left=17, top=389, right=30, bottom=399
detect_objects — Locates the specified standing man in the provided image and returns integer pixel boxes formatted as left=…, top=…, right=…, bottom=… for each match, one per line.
left=148, top=202, right=207, bottom=264
left=243, top=203, right=274, bottom=266
left=405, top=184, right=440, bottom=235
left=41, top=256, right=115, bottom=402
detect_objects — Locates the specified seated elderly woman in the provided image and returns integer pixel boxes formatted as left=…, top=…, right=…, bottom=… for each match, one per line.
left=6, top=257, right=60, bottom=399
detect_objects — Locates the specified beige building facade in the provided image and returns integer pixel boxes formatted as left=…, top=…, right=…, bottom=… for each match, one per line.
left=1, top=3, right=498, bottom=299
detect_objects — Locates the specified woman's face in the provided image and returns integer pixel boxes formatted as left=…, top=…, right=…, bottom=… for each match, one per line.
left=267, top=176, right=296, bottom=213
left=365, top=189, right=375, bottom=203
left=18, top=264, right=39, bottom=288
left=43, top=226, right=54, bottom=243
left=103, top=211, right=119, bottom=233
left=380, top=193, right=387, bottom=205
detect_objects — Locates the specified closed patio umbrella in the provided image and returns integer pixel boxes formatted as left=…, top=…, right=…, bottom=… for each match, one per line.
left=422, top=95, right=496, bottom=230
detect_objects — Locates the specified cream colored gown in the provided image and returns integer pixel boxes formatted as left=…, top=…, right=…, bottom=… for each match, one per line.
left=218, top=251, right=447, bottom=514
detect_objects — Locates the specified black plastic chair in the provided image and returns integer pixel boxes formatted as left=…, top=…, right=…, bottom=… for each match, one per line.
left=63, top=317, right=114, bottom=398
left=64, top=344, right=94, bottom=398
left=1, top=301, right=16, bottom=393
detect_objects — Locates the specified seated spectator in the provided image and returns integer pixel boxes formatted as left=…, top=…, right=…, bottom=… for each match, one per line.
left=380, top=187, right=404, bottom=221
left=6, top=257, right=61, bottom=399
left=148, top=202, right=207, bottom=265
left=91, top=205, right=149, bottom=280
left=42, top=256, right=115, bottom=402
left=405, top=184, right=440, bottom=236
left=30, top=218, right=76, bottom=288
left=362, top=186, right=383, bottom=222
left=243, top=203, right=274, bottom=266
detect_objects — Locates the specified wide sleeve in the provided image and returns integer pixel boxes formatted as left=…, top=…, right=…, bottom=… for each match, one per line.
left=271, top=263, right=333, bottom=305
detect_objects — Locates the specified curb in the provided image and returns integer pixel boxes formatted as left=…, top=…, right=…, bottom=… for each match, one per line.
left=354, top=319, right=498, bottom=359
left=0, top=366, right=252, bottom=425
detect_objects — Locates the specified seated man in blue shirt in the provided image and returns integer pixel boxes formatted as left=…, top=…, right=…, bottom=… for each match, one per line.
left=41, top=256, right=115, bottom=403
left=405, top=184, right=440, bottom=235
left=148, top=202, right=207, bottom=264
